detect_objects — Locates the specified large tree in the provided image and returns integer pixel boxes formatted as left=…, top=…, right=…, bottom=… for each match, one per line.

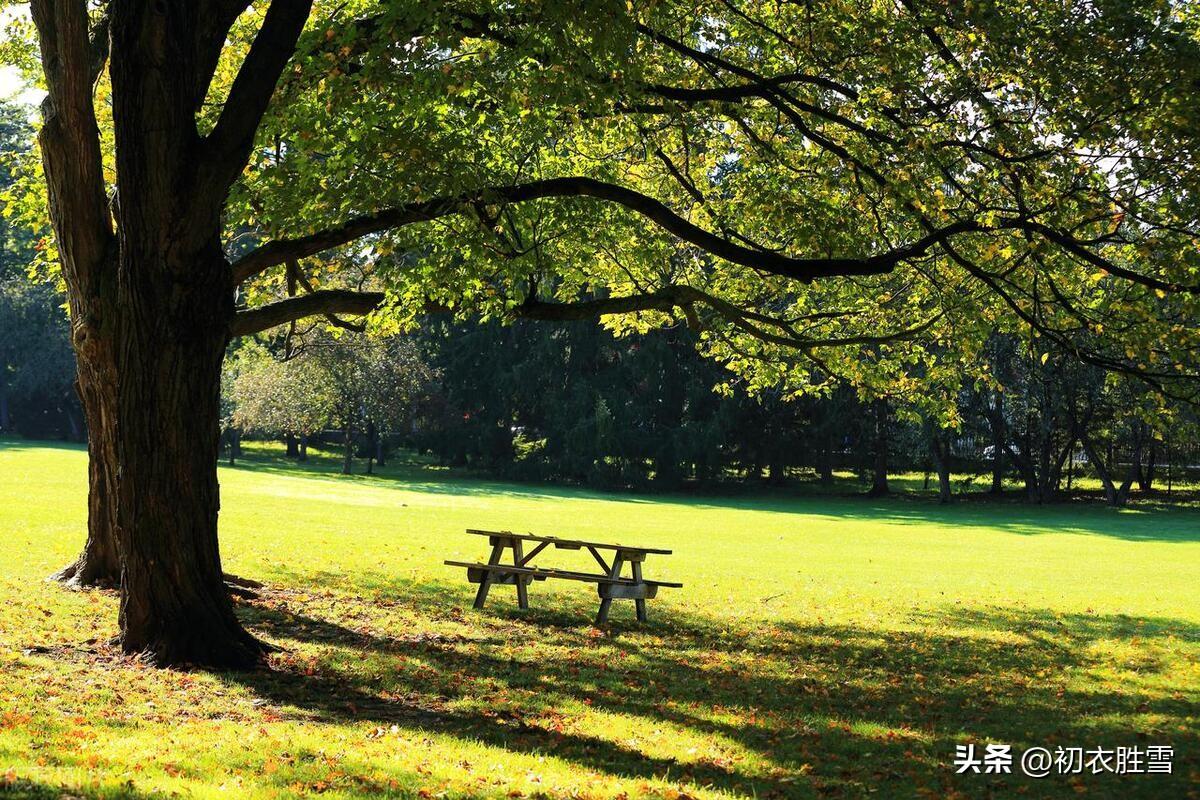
left=7, top=0, right=1200, bottom=666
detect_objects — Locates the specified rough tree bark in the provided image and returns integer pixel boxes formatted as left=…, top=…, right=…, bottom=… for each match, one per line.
left=111, top=244, right=265, bottom=666
left=51, top=366, right=121, bottom=588
left=32, top=0, right=310, bottom=666
left=32, top=1, right=123, bottom=590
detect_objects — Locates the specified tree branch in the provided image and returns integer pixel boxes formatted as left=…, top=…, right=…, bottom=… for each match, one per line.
left=230, top=289, right=385, bottom=336
left=201, top=0, right=312, bottom=196
left=30, top=0, right=113, bottom=291
left=232, top=177, right=980, bottom=286
left=230, top=280, right=943, bottom=358
left=192, top=0, right=255, bottom=109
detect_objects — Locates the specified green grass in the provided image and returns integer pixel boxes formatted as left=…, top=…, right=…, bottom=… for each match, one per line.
left=0, top=438, right=1197, bottom=799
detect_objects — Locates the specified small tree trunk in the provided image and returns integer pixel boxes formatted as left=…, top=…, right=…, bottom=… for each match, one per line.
left=989, top=393, right=1005, bottom=494
left=376, top=435, right=387, bottom=467
left=937, top=462, right=951, bottom=503
left=285, top=433, right=299, bottom=458
left=1081, top=436, right=1119, bottom=506
left=365, top=420, right=377, bottom=475
left=867, top=399, right=890, bottom=497
left=936, top=447, right=952, bottom=505
left=1139, top=442, right=1157, bottom=493
left=1166, top=440, right=1173, bottom=496
left=298, top=434, right=308, bottom=462
left=342, top=425, right=354, bottom=475
left=65, top=403, right=83, bottom=441
left=927, top=425, right=952, bottom=504
left=1114, top=436, right=1142, bottom=507
left=227, top=428, right=240, bottom=466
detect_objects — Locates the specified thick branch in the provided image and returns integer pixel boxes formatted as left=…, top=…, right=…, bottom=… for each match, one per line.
left=233, top=177, right=978, bottom=285
left=30, top=0, right=113, bottom=290
left=230, top=289, right=384, bottom=336
left=193, top=0, right=256, bottom=108
left=202, top=0, right=312, bottom=196
left=230, top=281, right=942, bottom=356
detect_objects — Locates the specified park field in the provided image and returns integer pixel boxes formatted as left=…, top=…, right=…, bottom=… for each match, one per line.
left=0, top=439, right=1197, bottom=799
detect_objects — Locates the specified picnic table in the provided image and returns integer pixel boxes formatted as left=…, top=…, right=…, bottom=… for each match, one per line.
left=445, top=528, right=682, bottom=624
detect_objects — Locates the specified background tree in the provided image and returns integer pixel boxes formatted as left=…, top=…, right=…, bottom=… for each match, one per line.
left=228, top=342, right=333, bottom=461
left=0, top=99, right=77, bottom=439
left=229, top=334, right=432, bottom=474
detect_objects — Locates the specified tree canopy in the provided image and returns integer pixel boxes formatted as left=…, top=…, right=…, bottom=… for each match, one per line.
left=8, top=0, right=1200, bottom=402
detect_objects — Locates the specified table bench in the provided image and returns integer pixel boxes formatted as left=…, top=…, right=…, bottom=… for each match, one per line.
left=445, top=529, right=682, bottom=624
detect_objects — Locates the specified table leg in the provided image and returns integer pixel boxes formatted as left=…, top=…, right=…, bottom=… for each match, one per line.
left=512, top=539, right=529, bottom=610
left=632, top=561, right=647, bottom=622
left=473, top=541, right=505, bottom=609
left=595, top=553, right=625, bottom=625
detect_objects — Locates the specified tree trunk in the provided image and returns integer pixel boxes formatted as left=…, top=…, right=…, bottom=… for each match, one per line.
left=365, top=420, right=376, bottom=475
left=375, top=431, right=387, bottom=468
left=989, top=393, right=1005, bottom=494
left=111, top=247, right=267, bottom=668
left=227, top=428, right=240, bottom=466
left=1081, top=435, right=1121, bottom=506
left=930, top=428, right=952, bottom=504
left=768, top=457, right=784, bottom=486
left=1139, top=442, right=1157, bottom=493
left=29, top=0, right=305, bottom=668
left=867, top=399, right=890, bottom=497
left=343, top=424, right=354, bottom=475
left=285, top=433, right=299, bottom=458
left=817, top=442, right=834, bottom=486
left=299, top=434, right=308, bottom=462
left=1114, top=431, right=1142, bottom=507
left=51, top=325, right=123, bottom=589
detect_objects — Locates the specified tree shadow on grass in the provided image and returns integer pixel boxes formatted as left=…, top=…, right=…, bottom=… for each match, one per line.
left=228, top=578, right=1199, bottom=799
left=0, top=779, right=146, bottom=800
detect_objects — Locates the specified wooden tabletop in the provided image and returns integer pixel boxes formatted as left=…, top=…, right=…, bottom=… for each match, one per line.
left=464, top=528, right=673, bottom=555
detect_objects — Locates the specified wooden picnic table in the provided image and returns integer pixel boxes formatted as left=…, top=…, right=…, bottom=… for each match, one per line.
left=445, top=528, right=682, bottom=624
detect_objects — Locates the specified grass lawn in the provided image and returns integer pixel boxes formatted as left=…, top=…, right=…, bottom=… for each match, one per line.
left=0, top=438, right=1197, bottom=799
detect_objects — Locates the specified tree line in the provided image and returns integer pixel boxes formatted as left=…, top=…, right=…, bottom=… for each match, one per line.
left=218, top=317, right=1198, bottom=508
